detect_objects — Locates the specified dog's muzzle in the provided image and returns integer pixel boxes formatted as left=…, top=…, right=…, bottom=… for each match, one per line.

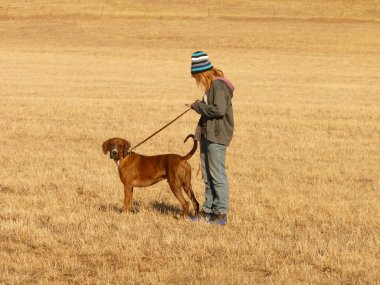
left=110, top=148, right=118, bottom=159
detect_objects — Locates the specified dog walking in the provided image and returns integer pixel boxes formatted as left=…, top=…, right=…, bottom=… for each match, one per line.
left=186, top=51, right=235, bottom=225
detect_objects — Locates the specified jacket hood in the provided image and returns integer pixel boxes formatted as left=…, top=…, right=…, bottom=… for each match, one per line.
left=215, top=77, right=235, bottom=96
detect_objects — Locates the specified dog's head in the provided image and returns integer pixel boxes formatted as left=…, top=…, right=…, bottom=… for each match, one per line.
left=102, top=138, right=131, bottom=161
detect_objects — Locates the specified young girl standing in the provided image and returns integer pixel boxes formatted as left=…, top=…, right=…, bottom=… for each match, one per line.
left=186, top=51, right=234, bottom=225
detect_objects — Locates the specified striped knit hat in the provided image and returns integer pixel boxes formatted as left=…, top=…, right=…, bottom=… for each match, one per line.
left=191, top=51, right=213, bottom=75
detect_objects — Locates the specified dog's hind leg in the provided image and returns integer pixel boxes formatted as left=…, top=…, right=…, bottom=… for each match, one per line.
left=168, top=181, right=189, bottom=218
left=189, top=187, right=200, bottom=216
left=183, top=185, right=200, bottom=216
left=181, top=164, right=200, bottom=215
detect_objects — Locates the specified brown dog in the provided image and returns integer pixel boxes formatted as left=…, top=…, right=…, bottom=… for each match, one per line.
left=102, top=134, right=200, bottom=217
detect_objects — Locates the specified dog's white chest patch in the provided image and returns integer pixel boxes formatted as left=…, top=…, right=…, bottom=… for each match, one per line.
left=114, top=160, right=121, bottom=175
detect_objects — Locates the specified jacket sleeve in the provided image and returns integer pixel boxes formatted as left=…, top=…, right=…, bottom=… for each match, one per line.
left=192, top=80, right=227, bottom=118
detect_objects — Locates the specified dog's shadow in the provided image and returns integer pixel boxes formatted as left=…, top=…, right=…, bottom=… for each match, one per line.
left=151, top=201, right=182, bottom=216
left=98, top=201, right=182, bottom=217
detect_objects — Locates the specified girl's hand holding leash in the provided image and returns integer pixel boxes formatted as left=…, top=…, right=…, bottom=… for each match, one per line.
left=185, top=100, right=200, bottom=109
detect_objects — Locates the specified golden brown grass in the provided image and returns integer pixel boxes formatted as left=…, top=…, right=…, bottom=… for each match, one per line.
left=1, top=1, right=379, bottom=284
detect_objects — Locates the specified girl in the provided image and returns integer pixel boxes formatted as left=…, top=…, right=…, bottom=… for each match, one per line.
left=186, top=51, right=234, bottom=225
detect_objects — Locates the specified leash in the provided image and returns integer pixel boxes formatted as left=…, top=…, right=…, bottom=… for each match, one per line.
left=129, top=107, right=192, bottom=152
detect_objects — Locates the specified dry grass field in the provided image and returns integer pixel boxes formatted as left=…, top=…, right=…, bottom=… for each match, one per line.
left=1, top=1, right=380, bottom=284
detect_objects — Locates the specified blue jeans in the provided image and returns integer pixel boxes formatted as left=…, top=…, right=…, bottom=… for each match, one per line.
left=201, top=138, right=229, bottom=214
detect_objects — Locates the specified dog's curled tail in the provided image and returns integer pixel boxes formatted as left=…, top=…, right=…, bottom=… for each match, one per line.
left=182, top=134, right=197, bottom=161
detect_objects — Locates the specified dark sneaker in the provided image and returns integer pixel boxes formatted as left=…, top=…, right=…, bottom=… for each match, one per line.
left=200, top=210, right=212, bottom=221
left=208, top=210, right=227, bottom=226
left=189, top=210, right=212, bottom=222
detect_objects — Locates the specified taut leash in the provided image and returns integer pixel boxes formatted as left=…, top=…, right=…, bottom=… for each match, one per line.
left=129, top=107, right=192, bottom=152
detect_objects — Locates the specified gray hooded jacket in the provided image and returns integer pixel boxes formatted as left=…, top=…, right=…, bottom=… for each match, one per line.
left=192, top=78, right=234, bottom=146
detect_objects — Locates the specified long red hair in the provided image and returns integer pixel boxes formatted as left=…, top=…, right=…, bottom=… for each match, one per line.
left=192, top=68, right=224, bottom=92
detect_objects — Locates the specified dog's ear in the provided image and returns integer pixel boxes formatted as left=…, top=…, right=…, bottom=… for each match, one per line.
left=123, top=139, right=131, bottom=156
left=123, top=139, right=131, bottom=151
left=102, top=139, right=110, bottom=154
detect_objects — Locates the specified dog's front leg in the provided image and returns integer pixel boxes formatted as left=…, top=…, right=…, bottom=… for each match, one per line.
left=123, top=185, right=134, bottom=212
